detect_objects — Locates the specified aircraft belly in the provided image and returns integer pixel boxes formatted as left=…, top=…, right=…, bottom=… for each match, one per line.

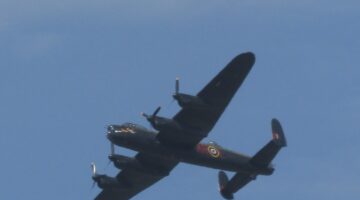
left=177, top=146, right=253, bottom=173
left=110, top=132, right=254, bottom=173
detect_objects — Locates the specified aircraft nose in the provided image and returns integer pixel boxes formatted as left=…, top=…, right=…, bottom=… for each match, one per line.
left=107, top=125, right=116, bottom=140
left=107, top=125, right=115, bottom=133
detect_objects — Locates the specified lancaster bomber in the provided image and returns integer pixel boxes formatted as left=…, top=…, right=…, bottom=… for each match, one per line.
left=91, top=52, right=287, bottom=200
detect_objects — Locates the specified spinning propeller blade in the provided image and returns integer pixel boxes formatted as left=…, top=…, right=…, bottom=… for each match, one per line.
left=140, top=112, right=148, bottom=118
left=175, top=77, right=180, bottom=95
left=90, top=162, right=97, bottom=189
left=110, top=142, right=115, bottom=155
left=91, top=181, right=96, bottom=189
left=107, top=142, right=116, bottom=167
left=142, top=106, right=161, bottom=129
left=141, top=107, right=161, bottom=120
left=91, top=162, right=97, bottom=177
left=153, top=106, right=161, bottom=117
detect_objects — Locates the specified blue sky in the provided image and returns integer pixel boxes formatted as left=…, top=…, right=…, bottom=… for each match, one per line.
left=1, top=0, right=359, bottom=199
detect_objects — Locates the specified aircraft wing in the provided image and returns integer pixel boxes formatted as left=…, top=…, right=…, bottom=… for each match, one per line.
left=158, top=52, right=255, bottom=147
left=95, top=153, right=178, bottom=200
left=95, top=190, right=122, bottom=200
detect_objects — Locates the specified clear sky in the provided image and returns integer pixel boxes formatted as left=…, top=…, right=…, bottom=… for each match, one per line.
left=1, top=0, right=359, bottom=199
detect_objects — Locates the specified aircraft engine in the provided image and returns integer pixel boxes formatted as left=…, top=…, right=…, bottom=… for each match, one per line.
left=150, top=116, right=181, bottom=132
left=173, top=93, right=207, bottom=108
left=91, top=163, right=119, bottom=189
left=141, top=107, right=182, bottom=132
left=172, top=78, right=208, bottom=109
left=108, top=154, right=140, bottom=170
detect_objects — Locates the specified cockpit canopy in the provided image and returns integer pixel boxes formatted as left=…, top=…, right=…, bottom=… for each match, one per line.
left=120, top=122, right=149, bottom=132
left=108, top=122, right=149, bottom=134
left=121, top=122, right=136, bottom=129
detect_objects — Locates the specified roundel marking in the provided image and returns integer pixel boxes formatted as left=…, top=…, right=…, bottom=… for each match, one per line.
left=207, top=145, right=221, bottom=158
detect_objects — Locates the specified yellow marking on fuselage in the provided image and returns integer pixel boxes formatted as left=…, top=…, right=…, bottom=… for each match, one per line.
left=207, top=145, right=221, bottom=158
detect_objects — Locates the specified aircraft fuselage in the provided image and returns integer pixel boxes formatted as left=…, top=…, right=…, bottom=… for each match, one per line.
left=107, top=123, right=274, bottom=175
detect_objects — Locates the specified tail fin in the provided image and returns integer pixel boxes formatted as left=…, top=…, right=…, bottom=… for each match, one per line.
left=250, top=118, right=287, bottom=168
left=218, top=171, right=256, bottom=200
left=271, top=118, right=287, bottom=147
left=218, top=171, right=234, bottom=200
left=218, top=119, right=286, bottom=199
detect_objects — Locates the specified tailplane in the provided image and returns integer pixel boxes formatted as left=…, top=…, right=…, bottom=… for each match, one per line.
left=218, top=119, right=287, bottom=199
left=218, top=171, right=256, bottom=200
left=250, top=118, right=287, bottom=168
left=218, top=171, right=233, bottom=200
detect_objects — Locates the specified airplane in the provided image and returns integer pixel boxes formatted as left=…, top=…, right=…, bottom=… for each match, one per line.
left=91, top=52, right=287, bottom=200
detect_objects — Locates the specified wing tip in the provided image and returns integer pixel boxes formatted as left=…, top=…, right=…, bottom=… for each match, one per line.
left=232, top=52, right=256, bottom=68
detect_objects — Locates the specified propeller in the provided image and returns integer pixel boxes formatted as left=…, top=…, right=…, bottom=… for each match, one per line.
left=141, top=106, right=161, bottom=123
left=91, top=180, right=96, bottom=189
left=90, top=162, right=97, bottom=189
left=110, top=142, right=115, bottom=155
left=106, top=142, right=116, bottom=167
left=153, top=106, right=161, bottom=117
left=175, top=77, right=180, bottom=96
left=141, top=106, right=161, bottom=129
left=91, top=162, right=97, bottom=177
left=172, top=77, right=180, bottom=100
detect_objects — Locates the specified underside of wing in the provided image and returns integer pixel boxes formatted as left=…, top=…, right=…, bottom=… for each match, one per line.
left=157, top=52, right=255, bottom=147
left=95, top=153, right=178, bottom=200
left=95, top=189, right=123, bottom=200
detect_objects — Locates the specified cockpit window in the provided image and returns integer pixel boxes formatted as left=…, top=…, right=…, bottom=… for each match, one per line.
left=122, top=123, right=135, bottom=128
left=120, top=122, right=149, bottom=132
left=116, top=123, right=136, bottom=134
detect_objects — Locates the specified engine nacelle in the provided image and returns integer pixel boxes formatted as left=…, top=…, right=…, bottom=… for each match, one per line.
left=93, top=174, right=120, bottom=189
left=108, top=154, right=139, bottom=170
left=151, top=116, right=182, bottom=132
left=91, top=162, right=126, bottom=190
left=142, top=107, right=182, bottom=133
left=108, top=154, right=170, bottom=176
left=173, top=93, right=208, bottom=109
